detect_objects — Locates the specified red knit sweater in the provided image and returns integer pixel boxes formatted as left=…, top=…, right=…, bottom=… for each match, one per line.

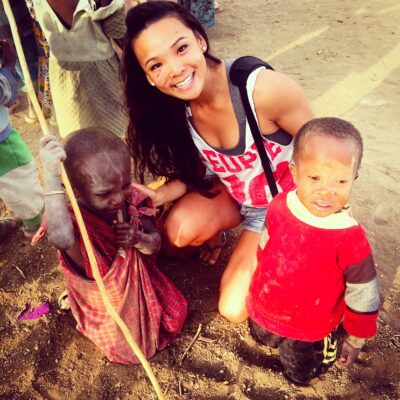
left=247, top=191, right=379, bottom=342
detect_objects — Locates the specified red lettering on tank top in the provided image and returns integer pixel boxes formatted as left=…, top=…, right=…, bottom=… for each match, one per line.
left=273, top=161, right=295, bottom=191
left=238, top=151, right=257, bottom=169
left=248, top=162, right=294, bottom=206
left=219, top=154, right=242, bottom=173
left=248, top=171, right=269, bottom=206
left=202, top=150, right=226, bottom=173
left=224, top=175, right=245, bottom=203
left=250, top=141, right=282, bottom=161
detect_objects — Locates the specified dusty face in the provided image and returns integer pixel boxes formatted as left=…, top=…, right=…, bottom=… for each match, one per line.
left=75, top=152, right=132, bottom=221
left=291, top=134, right=358, bottom=217
left=132, top=16, right=208, bottom=100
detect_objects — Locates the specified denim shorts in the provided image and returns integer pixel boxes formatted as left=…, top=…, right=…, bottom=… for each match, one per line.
left=240, top=204, right=267, bottom=233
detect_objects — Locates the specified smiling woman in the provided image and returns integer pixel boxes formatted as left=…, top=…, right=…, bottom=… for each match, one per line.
left=122, top=1, right=314, bottom=323
left=132, top=16, right=209, bottom=100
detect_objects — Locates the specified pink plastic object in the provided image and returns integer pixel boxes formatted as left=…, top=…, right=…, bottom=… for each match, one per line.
left=17, top=302, right=51, bottom=320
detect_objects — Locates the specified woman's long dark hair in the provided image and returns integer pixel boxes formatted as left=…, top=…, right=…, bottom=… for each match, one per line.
left=122, top=1, right=221, bottom=193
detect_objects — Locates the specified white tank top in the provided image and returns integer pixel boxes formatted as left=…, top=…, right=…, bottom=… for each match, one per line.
left=187, top=65, right=295, bottom=208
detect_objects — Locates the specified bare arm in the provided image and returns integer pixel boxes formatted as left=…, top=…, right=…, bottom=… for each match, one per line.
left=0, top=39, right=16, bottom=72
left=131, top=179, right=188, bottom=207
left=39, top=136, right=83, bottom=265
left=253, top=69, right=314, bottom=136
left=0, top=40, right=17, bottom=107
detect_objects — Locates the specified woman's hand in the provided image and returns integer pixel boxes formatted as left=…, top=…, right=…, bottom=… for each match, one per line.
left=132, top=179, right=188, bottom=207
left=40, top=135, right=66, bottom=183
left=131, top=182, right=163, bottom=206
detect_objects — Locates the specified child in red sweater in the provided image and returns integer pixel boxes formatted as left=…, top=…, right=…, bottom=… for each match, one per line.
left=247, top=117, right=380, bottom=383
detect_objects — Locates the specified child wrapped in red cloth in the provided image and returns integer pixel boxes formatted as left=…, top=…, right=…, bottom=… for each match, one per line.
left=35, top=127, right=187, bottom=364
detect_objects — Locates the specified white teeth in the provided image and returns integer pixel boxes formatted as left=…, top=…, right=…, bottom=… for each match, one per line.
left=175, top=73, right=193, bottom=89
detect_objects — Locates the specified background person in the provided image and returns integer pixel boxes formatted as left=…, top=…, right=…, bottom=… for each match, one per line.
left=31, top=0, right=128, bottom=137
left=0, top=38, right=43, bottom=240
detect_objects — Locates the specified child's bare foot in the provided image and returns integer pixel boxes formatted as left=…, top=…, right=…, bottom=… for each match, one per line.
left=198, top=231, right=227, bottom=266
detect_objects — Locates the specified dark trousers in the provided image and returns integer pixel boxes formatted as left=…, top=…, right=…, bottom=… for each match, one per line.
left=249, top=320, right=337, bottom=384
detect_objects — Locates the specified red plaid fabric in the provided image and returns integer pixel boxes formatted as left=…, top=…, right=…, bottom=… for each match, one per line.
left=34, top=188, right=187, bottom=364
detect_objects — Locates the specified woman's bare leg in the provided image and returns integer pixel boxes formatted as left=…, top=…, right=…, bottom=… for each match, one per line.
left=164, top=180, right=261, bottom=323
left=164, top=180, right=241, bottom=247
left=218, top=229, right=261, bottom=323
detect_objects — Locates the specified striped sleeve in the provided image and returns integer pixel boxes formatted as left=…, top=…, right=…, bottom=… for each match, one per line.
left=340, top=226, right=380, bottom=338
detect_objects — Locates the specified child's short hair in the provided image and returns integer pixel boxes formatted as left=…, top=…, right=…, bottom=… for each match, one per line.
left=293, top=117, right=364, bottom=171
left=63, top=127, right=130, bottom=187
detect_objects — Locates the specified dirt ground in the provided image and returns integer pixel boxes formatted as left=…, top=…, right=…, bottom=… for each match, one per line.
left=1, top=0, right=400, bottom=399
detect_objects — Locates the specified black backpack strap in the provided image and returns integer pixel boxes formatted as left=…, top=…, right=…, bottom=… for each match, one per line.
left=230, top=56, right=278, bottom=198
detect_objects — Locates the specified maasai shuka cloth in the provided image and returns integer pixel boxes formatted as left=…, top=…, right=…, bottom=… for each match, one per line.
left=33, top=187, right=187, bottom=364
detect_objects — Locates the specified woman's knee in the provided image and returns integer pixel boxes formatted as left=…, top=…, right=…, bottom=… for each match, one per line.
left=164, top=218, right=188, bottom=248
left=164, top=203, right=226, bottom=247
left=218, top=297, right=248, bottom=323
left=164, top=210, right=204, bottom=247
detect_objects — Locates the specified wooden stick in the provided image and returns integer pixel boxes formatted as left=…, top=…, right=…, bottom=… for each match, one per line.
left=178, top=380, right=182, bottom=396
left=14, top=265, right=26, bottom=279
left=179, top=323, right=202, bottom=364
left=163, top=382, right=171, bottom=396
left=198, top=337, right=214, bottom=343
left=2, top=3, right=164, bottom=399
left=117, top=209, right=124, bottom=223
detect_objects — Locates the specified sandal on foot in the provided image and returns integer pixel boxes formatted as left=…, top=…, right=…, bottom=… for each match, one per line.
left=23, top=223, right=41, bottom=239
left=58, top=290, right=70, bottom=310
left=0, top=217, right=21, bottom=242
left=197, top=231, right=227, bottom=266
